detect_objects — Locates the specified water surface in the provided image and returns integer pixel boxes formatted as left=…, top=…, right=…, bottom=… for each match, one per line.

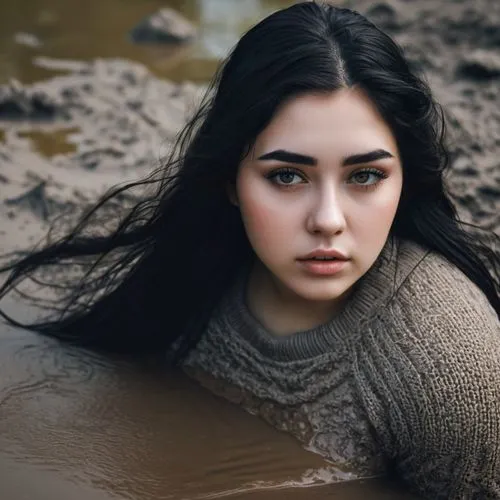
left=0, top=0, right=295, bottom=84
left=0, top=298, right=420, bottom=500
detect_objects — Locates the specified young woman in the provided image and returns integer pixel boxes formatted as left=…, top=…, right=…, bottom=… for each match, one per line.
left=1, top=2, right=499, bottom=498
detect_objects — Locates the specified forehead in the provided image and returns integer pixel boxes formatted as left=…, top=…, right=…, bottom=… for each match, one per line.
left=253, top=88, right=399, bottom=160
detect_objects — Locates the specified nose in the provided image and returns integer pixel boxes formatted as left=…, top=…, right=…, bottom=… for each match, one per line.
left=306, top=185, right=346, bottom=236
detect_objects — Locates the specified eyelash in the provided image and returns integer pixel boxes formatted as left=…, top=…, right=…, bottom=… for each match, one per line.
left=266, top=167, right=389, bottom=190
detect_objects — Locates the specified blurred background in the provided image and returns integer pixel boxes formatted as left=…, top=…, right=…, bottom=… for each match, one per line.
left=0, top=0, right=296, bottom=84
left=0, top=0, right=498, bottom=250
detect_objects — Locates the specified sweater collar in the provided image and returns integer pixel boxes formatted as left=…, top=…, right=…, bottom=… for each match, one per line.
left=220, top=237, right=429, bottom=361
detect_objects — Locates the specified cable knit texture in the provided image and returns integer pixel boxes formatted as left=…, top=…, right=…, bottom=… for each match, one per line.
left=183, top=237, right=500, bottom=499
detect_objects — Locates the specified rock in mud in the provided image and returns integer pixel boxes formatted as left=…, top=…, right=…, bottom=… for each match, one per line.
left=5, top=182, right=54, bottom=221
left=14, top=32, right=43, bottom=48
left=129, top=8, right=197, bottom=44
left=0, top=80, right=65, bottom=121
left=365, top=2, right=401, bottom=31
left=457, top=49, right=500, bottom=79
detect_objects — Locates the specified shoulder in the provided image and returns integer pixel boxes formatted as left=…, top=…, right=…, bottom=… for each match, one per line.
left=389, top=238, right=498, bottom=330
left=353, top=240, right=500, bottom=498
left=386, top=244, right=500, bottom=406
left=369, top=239, right=500, bottom=391
left=355, top=240, right=500, bottom=398
left=354, top=238, right=499, bottom=373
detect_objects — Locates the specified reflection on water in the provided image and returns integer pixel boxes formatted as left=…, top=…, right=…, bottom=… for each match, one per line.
left=197, top=0, right=272, bottom=58
left=0, top=0, right=291, bottom=84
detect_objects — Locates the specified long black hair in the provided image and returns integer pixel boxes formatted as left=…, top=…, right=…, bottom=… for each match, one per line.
left=1, top=1, right=498, bottom=362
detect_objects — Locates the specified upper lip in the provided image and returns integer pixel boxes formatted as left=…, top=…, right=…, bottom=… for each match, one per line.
left=298, top=249, right=349, bottom=261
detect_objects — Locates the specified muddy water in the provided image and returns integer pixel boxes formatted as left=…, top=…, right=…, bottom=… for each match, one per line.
left=0, top=298, right=419, bottom=500
left=0, top=0, right=296, bottom=84
left=0, top=0, right=422, bottom=498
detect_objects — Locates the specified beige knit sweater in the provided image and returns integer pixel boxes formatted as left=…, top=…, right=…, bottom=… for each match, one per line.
left=183, top=237, right=500, bottom=499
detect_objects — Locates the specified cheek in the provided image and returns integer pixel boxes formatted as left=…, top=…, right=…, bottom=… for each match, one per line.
left=371, top=191, right=400, bottom=218
left=349, top=182, right=402, bottom=232
left=379, top=179, right=403, bottom=217
left=236, top=176, right=295, bottom=250
left=241, top=199, right=273, bottom=239
left=359, top=179, right=401, bottom=214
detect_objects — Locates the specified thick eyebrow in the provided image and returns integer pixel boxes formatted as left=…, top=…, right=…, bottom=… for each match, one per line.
left=342, top=149, right=394, bottom=166
left=257, top=148, right=394, bottom=167
left=257, top=150, right=317, bottom=166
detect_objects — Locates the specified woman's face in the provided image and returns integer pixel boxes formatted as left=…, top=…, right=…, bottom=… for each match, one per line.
left=234, top=88, right=403, bottom=306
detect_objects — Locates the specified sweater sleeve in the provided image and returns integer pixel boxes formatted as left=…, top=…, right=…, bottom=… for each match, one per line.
left=353, top=255, right=500, bottom=499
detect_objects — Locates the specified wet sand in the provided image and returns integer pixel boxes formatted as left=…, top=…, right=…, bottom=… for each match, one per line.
left=0, top=0, right=499, bottom=498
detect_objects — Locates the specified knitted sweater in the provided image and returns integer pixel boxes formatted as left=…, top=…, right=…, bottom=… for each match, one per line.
left=183, top=238, right=500, bottom=499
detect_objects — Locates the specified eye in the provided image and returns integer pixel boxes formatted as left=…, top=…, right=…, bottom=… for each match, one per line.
left=266, top=168, right=306, bottom=186
left=347, top=168, right=388, bottom=187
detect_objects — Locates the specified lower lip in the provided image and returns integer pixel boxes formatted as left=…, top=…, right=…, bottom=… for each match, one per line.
left=297, top=259, right=349, bottom=276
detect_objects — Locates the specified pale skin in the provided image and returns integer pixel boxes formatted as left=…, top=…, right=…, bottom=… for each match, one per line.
left=230, top=88, right=404, bottom=336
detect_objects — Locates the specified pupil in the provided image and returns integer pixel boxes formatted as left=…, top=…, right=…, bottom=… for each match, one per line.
left=356, top=172, right=370, bottom=183
left=280, top=172, right=295, bottom=184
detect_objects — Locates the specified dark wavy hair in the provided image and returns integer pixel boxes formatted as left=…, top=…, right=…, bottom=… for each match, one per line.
left=1, top=1, right=498, bottom=362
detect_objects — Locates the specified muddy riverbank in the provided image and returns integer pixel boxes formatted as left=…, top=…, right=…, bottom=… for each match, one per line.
left=1, top=0, right=498, bottom=256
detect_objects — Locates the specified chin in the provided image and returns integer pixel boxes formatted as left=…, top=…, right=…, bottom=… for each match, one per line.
left=290, top=281, right=352, bottom=304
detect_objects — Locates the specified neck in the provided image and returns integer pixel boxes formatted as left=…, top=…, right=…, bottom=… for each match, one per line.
left=246, top=259, right=353, bottom=337
left=215, top=237, right=429, bottom=362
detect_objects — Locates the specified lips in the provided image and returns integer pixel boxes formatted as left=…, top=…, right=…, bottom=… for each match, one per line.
left=297, top=258, right=349, bottom=276
left=297, top=249, right=349, bottom=261
left=308, top=256, right=340, bottom=261
left=296, top=249, right=350, bottom=276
